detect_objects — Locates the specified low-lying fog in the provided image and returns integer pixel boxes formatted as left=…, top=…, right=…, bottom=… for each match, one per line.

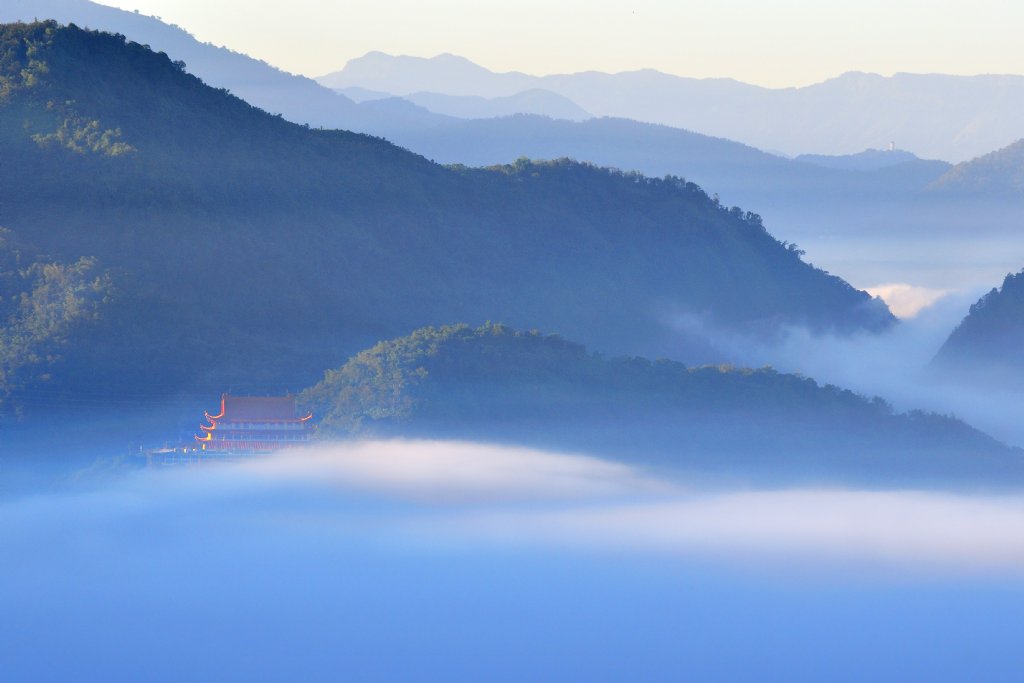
left=673, top=282, right=1024, bottom=447
left=4, top=440, right=1024, bottom=681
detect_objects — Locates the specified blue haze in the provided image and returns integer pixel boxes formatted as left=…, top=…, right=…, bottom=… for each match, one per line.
left=4, top=444, right=1024, bottom=682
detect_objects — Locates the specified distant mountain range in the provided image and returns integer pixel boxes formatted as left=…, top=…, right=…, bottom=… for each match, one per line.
left=0, top=0, right=446, bottom=133
left=929, top=139, right=1024, bottom=196
left=4, top=1, right=1004, bottom=215
left=381, top=116, right=952, bottom=208
left=795, top=148, right=920, bottom=172
left=394, top=89, right=591, bottom=121
left=8, top=2, right=1024, bottom=299
left=301, top=323, right=1022, bottom=487
left=320, top=52, right=1024, bottom=163
left=0, top=23, right=892, bottom=408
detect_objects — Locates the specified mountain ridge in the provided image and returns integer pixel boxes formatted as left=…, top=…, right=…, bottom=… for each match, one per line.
left=0, top=0, right=460, bottom=133
left=929, top=139, right=1024, bottom=196
left=301, top=323, right=1022, bottom=488
left=0, top=2, right=967, bottom=217
left=400, top=88, right=591, bottom=121
left=381, top=115, right=952, bottom=208
left=319, top=52, right=1024, bottom=161
left=0, top=22, right=892, bottom=408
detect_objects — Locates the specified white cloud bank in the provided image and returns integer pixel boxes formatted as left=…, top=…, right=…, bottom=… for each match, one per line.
left=8, top=440, right=1024, bottom=681
left=235, top=440, right=676, bottom=503
left=107, top=441, right=1024, bottom=574
left=865, top=283, right=950, bottom=318
left=451, top=490, right=1024, bottom=573
left=6, top=440, right=1024, bottom=581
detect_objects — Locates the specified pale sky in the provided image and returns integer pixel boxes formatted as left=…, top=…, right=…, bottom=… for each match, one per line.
left=95, top=0, right=1023, bottom=87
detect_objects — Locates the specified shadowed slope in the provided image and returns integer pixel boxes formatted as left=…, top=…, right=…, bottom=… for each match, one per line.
left=930, top=139, right=1024, bottom=196
left=0, top=22, right=891, bottom=409
left=301, top=324, right=1020, bottom=488
left=933, top=270, right=1024, bottom=382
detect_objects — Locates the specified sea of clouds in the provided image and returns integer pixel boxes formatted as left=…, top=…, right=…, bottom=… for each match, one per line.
left=4, top=440, right=1024, bottom=681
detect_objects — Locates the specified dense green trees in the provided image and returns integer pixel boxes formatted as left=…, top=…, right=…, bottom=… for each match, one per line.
left=299, top=322, right=895, bottom=436
left=0, top=228, right=110, bottom=405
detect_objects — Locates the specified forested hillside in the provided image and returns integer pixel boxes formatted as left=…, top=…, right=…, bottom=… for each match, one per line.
left=0, top=229, right=110, bottom=408
left=930, top=139, right=1024, bottom=196
left=301, top=324, right=1020, bottom=487
left=933, top=270, right=1024, bottom=380
left=0, top=22, right=892, bottom=410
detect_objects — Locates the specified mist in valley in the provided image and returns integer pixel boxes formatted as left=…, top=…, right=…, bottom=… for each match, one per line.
left=679, top=292, right=1023, bottom=445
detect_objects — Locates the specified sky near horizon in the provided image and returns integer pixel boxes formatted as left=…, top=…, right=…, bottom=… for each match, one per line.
left=93, top=0, right=1023, bottom=87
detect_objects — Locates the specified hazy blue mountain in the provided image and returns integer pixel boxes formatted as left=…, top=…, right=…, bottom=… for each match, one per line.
left=3, top=8, right=1016, bottom=303
left=402, top=88, right=591, bottom=121
left=337, top=85, right=595, bottom=121
left=795, top=148, right=920, bottom=171
left=337, top=86, right=392, bottom=102
left=0, top=23, right=892, bottom=410
left=301, top=323, right=1021, bottom=488
left=1, top=3, right=956, bottom=214
left=929, top=139, right=1024, bottom=196
left=348, top=96, right=459, bottom=134
left=0, top=0, right=458, bottom=133
left=932, top=270, right=1024, bottom=381
left=320, top=54, right=1024, bottom=162
left=319, top=51, right=538, bottom=98
left=385, top=115, right=952, bottom=208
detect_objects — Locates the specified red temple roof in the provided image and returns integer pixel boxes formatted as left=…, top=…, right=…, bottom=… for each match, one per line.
left=217, top=394, right=304, bottom=421
left=195, top=393, right=314, bottom=449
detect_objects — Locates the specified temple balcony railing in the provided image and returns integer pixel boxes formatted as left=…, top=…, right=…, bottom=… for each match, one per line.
left=209, top=433, right=312, bottom=442
left=216, top=421, right=309, bottom=430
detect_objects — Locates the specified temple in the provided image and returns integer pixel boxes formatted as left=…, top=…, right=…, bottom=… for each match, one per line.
left=195, top=393, right=313, bottom=453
